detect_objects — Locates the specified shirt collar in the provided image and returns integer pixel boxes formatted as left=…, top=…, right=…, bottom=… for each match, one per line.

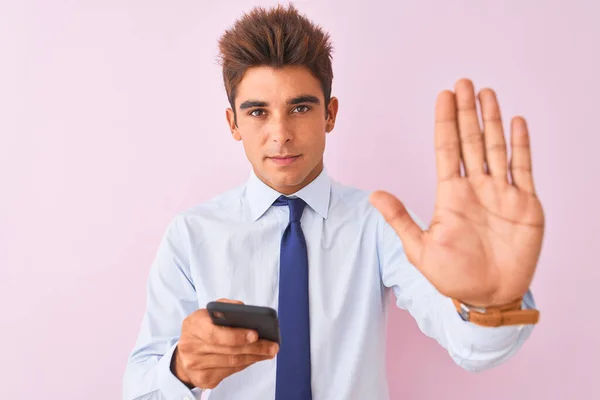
left=245, top=166, right=331, bottom=222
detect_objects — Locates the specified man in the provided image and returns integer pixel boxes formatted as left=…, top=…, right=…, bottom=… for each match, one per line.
left=123, top=4, right=544, bottom=400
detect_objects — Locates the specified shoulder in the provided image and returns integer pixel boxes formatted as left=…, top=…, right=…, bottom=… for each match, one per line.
left=164, top=182, right=246, bottom=237
left=330, top=177, right=426, bottom=234
left=180, top=183, right=245, bottom=219
left=329, top=178, right=382, bottom=223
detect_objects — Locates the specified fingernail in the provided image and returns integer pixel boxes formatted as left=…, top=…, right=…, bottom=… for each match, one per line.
left=271, top=345, right=279, bottom=355
left=247, top=331, right=258, bottom=343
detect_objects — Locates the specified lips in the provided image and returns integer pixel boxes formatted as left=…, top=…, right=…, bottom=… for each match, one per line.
left=268, top=155, right=300, bottom=166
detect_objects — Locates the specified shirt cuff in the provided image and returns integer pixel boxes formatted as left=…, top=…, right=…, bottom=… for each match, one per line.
left=158, top=343, right=198, bottom=400
left=443, top=290, right=536, bottom=362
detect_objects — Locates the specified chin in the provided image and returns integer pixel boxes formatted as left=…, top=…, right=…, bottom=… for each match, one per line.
left=259, top=167, right=304, bottom=188
left=255, top=156, right=321, bottom=191
left=271, top=172, right=305, bottom=187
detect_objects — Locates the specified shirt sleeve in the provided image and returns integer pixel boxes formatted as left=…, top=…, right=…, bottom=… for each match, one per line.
left=123, top=216, right=201, bottom=399
left=377, top=208, right=537, bottom=373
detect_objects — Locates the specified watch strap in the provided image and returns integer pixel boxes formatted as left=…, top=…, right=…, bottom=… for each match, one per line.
left=452, top=297, right=540, bottom=327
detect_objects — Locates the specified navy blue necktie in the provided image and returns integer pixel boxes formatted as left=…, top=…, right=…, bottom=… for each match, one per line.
left=273, top=195, right=312, bottom=400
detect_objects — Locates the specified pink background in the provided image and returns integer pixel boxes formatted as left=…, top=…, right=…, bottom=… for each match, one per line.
left=2, top=0, right=598, bottom=399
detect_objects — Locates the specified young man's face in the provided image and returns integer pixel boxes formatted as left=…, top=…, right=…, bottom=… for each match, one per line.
left=226, top=65, right=338, bottom=195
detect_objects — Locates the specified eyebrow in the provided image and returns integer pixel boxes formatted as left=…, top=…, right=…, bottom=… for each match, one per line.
left=239, top=95, right=321, bottom=110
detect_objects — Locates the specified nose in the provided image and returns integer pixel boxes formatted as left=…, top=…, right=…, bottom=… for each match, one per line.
left=267, top=116, right=293, bottom=144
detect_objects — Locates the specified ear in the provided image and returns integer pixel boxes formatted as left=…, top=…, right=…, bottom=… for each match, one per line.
left=325, top=96, right=339, bottom=133
left=226, top=108, right=242, bottom=141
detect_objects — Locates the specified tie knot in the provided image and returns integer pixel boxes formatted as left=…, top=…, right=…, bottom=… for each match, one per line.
left=273, top=195, right=306, bottom=223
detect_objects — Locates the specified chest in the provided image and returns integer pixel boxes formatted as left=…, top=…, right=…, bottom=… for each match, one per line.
left=188, top=208, right=386, bottom=319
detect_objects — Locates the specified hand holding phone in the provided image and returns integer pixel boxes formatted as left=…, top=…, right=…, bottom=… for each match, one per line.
left=171, top=299, right=280, bottom=390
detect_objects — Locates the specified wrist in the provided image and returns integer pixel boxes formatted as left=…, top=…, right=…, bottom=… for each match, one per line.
left=452, top=296, right=540, bottom=327
left=455, top=296, right=524, bottom=310
left=170, top=346, right=195, bottom=389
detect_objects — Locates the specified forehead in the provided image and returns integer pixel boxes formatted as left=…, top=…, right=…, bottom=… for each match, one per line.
left=235, top=65, right=323, bottom=105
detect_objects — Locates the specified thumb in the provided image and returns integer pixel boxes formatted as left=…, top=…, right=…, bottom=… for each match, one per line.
left=369, top=190, right=424, bottom=263
left=216, top=298, right=245, bottom=305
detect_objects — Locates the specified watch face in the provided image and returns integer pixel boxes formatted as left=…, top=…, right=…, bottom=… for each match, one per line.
left=455, top=301, right=471, bottom=321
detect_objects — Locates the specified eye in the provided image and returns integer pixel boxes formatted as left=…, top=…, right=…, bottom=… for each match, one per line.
left=292, top=105, right=311, bottom=113
left=249, top=109, right=266, bottom=117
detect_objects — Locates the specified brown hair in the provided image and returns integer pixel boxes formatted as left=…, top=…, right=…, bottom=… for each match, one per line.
left=217, top=4, right=334, bottom=121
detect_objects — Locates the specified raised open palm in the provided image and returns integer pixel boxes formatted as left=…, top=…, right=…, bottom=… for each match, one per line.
left=370, top=79, right=545, bottom=308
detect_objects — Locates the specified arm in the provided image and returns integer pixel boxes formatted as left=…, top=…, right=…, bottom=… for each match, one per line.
left=122, top=216, right=201, bottom=399
left=371, top=79, right=544, bottom=372
left=378, top=209, right=536, bottom=373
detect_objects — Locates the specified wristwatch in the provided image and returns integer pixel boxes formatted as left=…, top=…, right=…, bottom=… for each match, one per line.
left=452, top=297, right=540, bottom=327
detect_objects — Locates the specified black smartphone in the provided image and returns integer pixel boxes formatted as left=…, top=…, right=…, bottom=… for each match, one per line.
left=206, top=302, right=281, bottom=344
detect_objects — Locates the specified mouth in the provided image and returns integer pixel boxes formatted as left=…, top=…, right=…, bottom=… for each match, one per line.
left=267, top=154, right=301, bottom=166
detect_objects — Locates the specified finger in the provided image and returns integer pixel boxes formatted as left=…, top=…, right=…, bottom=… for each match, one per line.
left=211, top=299, right=245, bottom=320
left=192, top=310, right=259, bottom=346
left=215, top=298, right=244, bottom=304
left=369, top=191, right=423, bottom=264
left=206, top=324, right=259, bottom=346
left=197, top=353, right=275, bottom=370
left=455, top=79, right=485, bottom=177
left=199, top=339, right=279, bottom=357
left=435, top=90, right=461, bottom=182
left=510, top=116, right=536, bottom=195
left=479, top=88, right=508, bottom=182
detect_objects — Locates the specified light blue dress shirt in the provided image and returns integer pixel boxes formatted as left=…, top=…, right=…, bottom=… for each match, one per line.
left=123, top=167, right=535, bottom=400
